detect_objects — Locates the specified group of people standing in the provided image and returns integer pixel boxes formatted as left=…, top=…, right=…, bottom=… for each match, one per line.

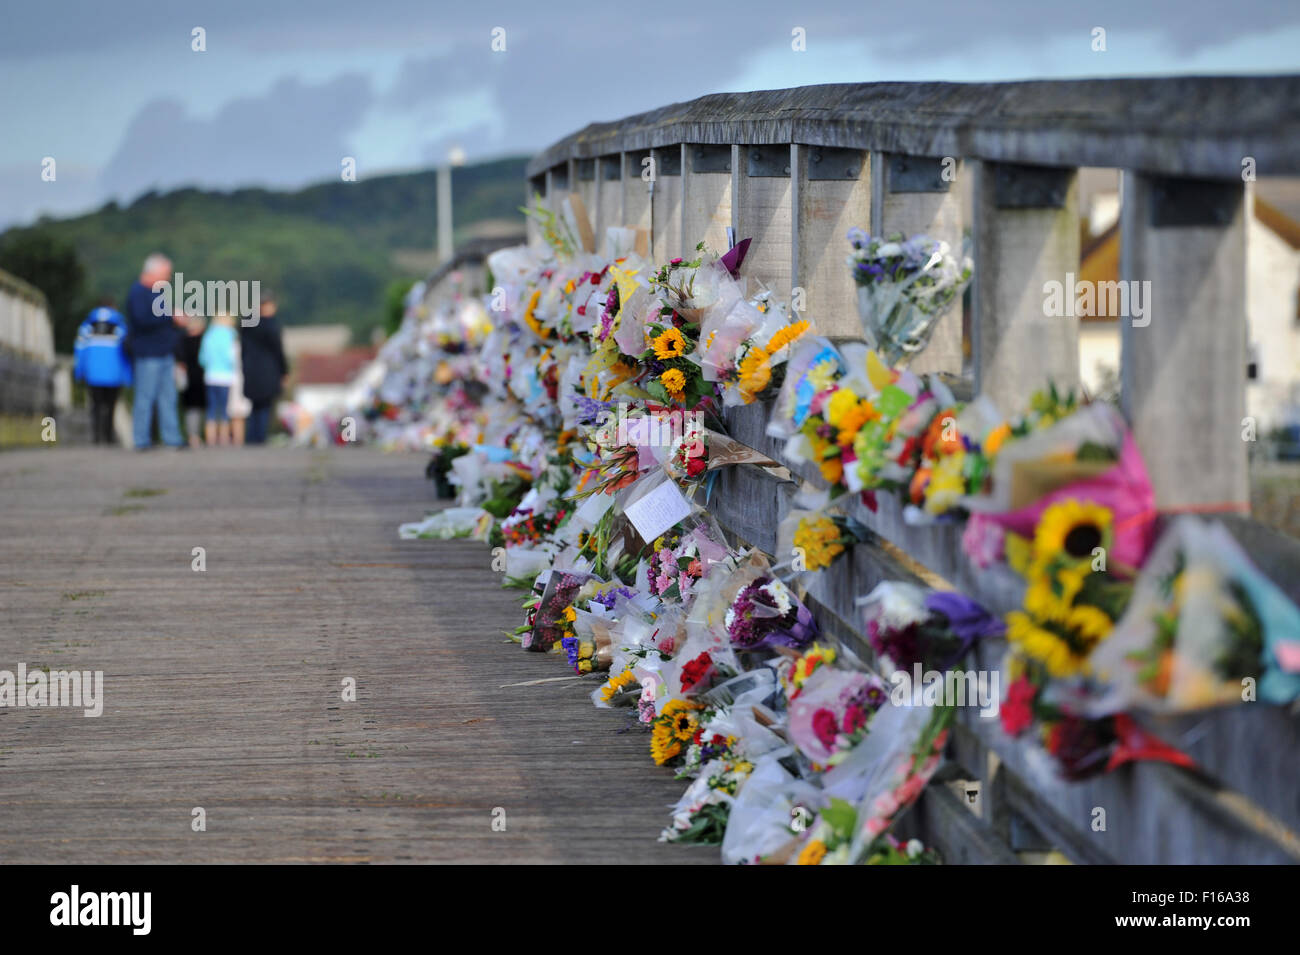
left=73, top=253, right=287, bottom=449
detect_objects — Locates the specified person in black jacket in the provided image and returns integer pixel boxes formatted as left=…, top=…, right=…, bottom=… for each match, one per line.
left=175, top=313, right=207, bottom=446
left=240, top=288, right=288, bottom=445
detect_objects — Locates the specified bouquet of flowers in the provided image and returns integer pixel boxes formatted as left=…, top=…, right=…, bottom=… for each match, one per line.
left=1084, top=517, right=1300, bottom=714
left=723, top=566, right=819, bottom=651
left=846, top=229, right=972, bottom=367
left=859, top=581, right=1005, bottom=675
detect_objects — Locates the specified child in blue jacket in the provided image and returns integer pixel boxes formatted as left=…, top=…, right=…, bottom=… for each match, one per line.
left=198, top=312, right=238, bottom=445
left=73, top=305, right=132, bottom=445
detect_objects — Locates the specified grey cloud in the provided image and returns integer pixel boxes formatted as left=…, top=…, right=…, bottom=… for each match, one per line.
left=96, top=74, right=373, bottom=203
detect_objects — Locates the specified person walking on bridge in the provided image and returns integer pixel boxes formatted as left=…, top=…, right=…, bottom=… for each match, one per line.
left=124, top=253, right=187, bottom=450
left=72, top=301, right=132, bottom=445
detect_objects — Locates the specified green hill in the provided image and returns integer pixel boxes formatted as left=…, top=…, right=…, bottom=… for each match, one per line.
left=0, top=156, right=529, bottom=349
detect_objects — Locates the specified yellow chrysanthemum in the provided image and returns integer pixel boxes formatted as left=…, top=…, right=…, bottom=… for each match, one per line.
left=660, top=368, right=687, bottom=399
left=793, top=516, right=845, bottom=571
left=836, top=400, right=877, bottom=446
left=824, top=388, right=860, bottom=428
left=653, top=327, right=687, bottom=360
left=563, top=605, right=577, bottom=624
left=765, top=320, right=811, bottom=355
left=796, top=839, right=828, bottom=866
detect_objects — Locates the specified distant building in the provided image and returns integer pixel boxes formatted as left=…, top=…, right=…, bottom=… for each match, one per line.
left=292, top=346, right=379, bottom=415
left=1076, top=179, right=1300, bottom=432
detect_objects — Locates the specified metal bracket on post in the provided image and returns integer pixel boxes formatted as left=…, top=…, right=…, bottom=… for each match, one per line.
left=655, top=148, right=681, bottom=177
left=807, top=146, right=866, bottom=181
left=691, top=145, right=731, bottom=174
left=992, top=163, right=1070, bottom=208
left=1148, top=176, right=1242, bottom=227
left=888, top=154, right=949, bottom=192
left=747, top=146, right=790, bottom=178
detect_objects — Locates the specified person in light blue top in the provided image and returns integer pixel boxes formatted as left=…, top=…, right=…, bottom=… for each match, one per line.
left=198, top=312, right=238, bottom=446
left=73, top=302, right=132, bottom=445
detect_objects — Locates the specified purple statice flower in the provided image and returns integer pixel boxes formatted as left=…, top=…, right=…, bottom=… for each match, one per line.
left=561, top=636, right=582, bottom=670
left=590, top=586, right=636, bottom=611
left=573, top=395, right=610, bottom=427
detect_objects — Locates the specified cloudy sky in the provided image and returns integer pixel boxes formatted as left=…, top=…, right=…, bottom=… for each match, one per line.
left=3, top=0, right=1299, bottom=229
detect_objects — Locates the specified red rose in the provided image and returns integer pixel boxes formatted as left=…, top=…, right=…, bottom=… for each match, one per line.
left=686, top=455, right=707, bottom=477
left=680, top=651, right=714, bottom=691
left=1000, top=677, right=1037, bottom=736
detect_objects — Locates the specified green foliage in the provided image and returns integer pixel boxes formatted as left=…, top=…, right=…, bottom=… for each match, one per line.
left=0, top=157, right=529, bottom=344
left=0, top=230, right=86, bottom=352
left=384, top=277, right=417, bottom=337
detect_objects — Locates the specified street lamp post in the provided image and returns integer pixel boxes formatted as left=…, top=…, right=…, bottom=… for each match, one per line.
left=437, top=146, right=467, bottom=265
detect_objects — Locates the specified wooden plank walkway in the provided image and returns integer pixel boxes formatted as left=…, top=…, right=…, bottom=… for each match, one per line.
left=0, top=446, right=711, bottom=863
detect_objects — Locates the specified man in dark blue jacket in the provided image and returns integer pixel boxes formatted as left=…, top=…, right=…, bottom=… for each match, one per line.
left=73, top=303, right=132, bottom=445
left=124, top=253, right=186, bottom=449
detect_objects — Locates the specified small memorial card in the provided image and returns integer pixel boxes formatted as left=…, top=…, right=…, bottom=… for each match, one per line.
left=624, top=479, right=692, bottom=543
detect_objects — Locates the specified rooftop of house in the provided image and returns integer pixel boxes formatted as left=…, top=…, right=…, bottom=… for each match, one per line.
left=293, top=346, right=378, bottom=386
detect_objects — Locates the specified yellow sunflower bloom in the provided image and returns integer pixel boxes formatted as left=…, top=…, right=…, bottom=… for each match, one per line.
left=1034, top=499, right=1113, bottom=564
left=660, top=368, right=687, bottom=400
left=738, top=348, right=772, bottom=400
left=652, top=327, right=687, bottom=360
left=765, top=319, right=811, bottom=355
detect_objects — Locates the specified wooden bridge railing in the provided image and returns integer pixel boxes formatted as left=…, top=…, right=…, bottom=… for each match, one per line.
left=524, top=77, right=1300, bottom=864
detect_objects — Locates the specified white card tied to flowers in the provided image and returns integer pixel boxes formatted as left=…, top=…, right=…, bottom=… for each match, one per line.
left=846, top=229, right=972, bottom=368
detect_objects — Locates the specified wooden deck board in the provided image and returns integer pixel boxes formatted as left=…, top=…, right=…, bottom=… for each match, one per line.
left=0, top=447, right=711, bottom=864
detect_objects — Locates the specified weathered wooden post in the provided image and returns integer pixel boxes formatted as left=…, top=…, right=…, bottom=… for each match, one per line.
left=682, top=145, right=732, bottom=256
left=595, top=155, right=623, bottom=243
left=732, top=144, right=792, bottom=298
left=869, top=153, right=965, bottom=371
left=651, top=146, right=683, bottom=261
left=622, top=151, right=652, bottom=246
left=1119, top=173, right=1248, bottom=511
left=792, top=145, right=870, bottom=340
left=971, top=161, right=1081, bottom=413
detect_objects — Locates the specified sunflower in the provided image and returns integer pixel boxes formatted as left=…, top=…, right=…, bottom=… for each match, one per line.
left=664, top=699, right=701, bottom=742
left=660, top=368, right=687, bottom=400
left=650, top=725, right=683, bottom=765
left=796, top=839, right=828, bottom=865
left=1005, top=609, right=1105, bottom=678
left=765, top=319, right=811, bottom=355
left=652, top=327, right=687, bottom=360
left=1033, top=499, right=1112, bottom=564
left=522, top=289, right=548, bottom=339
left=651, top=700, right=701, bottom=764
left=1023, top=563, right=1086, bottom=619
left=737, top=348, right=772, bottom=400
